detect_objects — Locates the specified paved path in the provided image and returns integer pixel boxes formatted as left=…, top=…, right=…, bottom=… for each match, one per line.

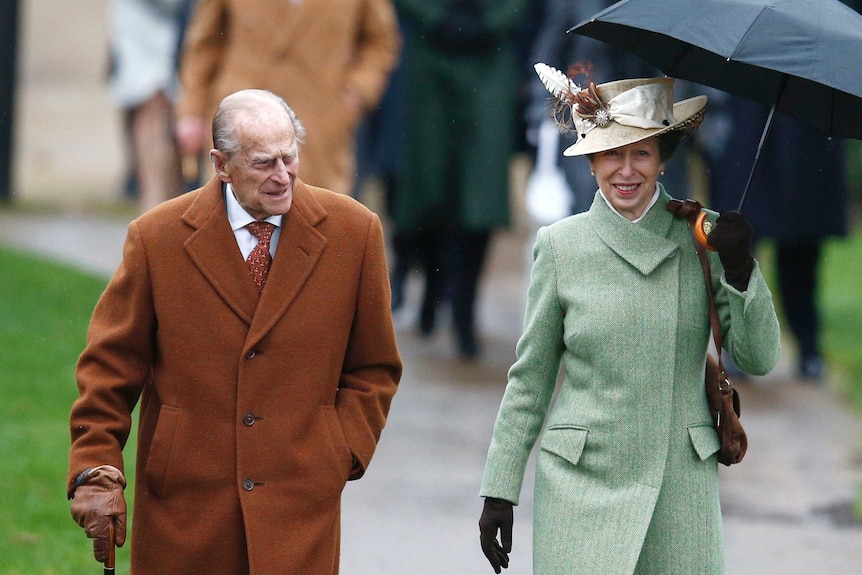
left=1, top=211, right=860, bottom=573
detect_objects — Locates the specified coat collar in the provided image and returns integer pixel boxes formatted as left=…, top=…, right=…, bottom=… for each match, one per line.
left=181, top=178, right=328, bottom=341
left=247, top=181, right=327, bottom=346
left=589, top=184, right=680, bottom=275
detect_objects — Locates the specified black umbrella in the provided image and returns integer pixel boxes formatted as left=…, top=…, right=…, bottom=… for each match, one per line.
left=570, top=0, right=862, bottom=210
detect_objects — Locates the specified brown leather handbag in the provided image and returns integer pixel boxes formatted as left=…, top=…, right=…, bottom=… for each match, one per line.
left=669, top=199, right=748, bottom=466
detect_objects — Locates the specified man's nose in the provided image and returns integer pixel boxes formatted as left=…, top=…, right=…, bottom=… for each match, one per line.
left=272, top=159, right=291, bottom=182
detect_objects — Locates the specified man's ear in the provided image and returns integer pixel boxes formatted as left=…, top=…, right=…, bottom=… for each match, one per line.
left=210, top=149, right=231, bottom=182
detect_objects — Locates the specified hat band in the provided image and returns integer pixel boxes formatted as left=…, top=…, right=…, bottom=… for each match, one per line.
left=576, top=83, right=677, bottom=137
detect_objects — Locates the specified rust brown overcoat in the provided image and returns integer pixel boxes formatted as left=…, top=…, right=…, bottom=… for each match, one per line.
left=176, top=0, right=401, bottom=195
left=68, top=178, right=402, bottom=574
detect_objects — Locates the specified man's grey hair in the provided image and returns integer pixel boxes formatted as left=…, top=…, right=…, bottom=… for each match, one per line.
left=212, top=89, right=307, bottom=159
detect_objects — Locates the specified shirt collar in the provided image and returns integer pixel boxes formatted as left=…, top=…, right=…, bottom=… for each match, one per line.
left=225, top=183, right=283, bottom=230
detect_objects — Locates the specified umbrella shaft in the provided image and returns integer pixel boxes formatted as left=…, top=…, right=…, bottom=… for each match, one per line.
left=738, top=74, right=787, bottom=212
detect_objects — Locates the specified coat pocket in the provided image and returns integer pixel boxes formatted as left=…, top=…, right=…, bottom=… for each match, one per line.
left=144, top=404, right=181, bottom=498
left=687, top=422, right=721, bottom=461
left=321, top=406, right=353, bottom=482
left=540, top=424, right=589, bottom=467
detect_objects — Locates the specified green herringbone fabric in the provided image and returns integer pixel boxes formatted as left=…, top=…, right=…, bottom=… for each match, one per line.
left=481, top=187, right=781, bottom=575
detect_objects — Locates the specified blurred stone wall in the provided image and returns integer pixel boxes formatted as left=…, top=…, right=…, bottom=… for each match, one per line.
left=15, top=0, right=122, bottom=207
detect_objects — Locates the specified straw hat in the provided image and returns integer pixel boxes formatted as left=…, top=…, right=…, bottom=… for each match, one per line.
left=534, top=63, right=708, bottom=157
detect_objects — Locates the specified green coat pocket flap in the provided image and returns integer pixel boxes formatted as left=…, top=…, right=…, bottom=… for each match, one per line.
left=688, top=423, right=721, bottom=461
left=540, top=425, right=589, bottom=466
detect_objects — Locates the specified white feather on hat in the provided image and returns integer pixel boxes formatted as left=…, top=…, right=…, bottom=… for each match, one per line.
left=533, top=63, right=708, bottom=157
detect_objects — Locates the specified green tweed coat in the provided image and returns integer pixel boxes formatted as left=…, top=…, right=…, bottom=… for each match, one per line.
left=480, top=187, right=781, bottom=575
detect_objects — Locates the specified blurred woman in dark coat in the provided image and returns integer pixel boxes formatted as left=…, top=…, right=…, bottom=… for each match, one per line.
left=700, top=92, right=848, bottom=380
left=392, top=0, right=526, bottom=358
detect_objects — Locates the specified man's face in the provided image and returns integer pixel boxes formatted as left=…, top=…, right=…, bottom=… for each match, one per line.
left=213, top=106, right=299, bottom=219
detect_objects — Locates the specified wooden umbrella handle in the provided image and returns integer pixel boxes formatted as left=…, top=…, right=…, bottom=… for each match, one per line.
left=694, top=211, right=717, bottom=251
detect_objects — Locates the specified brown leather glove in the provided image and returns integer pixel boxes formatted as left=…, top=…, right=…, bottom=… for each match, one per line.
left=478, top=497, right=513, bottom=573
left=70, top=465, right=127, bottom=563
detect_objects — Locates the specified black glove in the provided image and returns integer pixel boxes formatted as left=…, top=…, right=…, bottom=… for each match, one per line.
left=478, top=497, right=513, bottom=573
left=707, top=210, right=754, bottom=291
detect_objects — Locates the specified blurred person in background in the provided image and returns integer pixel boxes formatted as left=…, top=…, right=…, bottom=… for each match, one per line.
left=174, top=0, right=401, bottom=197
left=698, top=92, right=848, bottom=381
left=392, top=0, right=527, bottom=359
left=109, top=0, right=194, bottom=211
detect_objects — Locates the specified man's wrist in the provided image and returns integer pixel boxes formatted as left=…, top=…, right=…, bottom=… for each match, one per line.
left=69, top=468, right=95, bottom=499
left=69, top=465, right=127, bottom=499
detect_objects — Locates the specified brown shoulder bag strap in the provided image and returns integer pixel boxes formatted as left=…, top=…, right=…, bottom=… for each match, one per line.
left=667, top=199, right=731, bottom=392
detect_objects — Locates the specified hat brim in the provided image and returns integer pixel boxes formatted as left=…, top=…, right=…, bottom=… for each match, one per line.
left=563, top=95, right=708, bottom=157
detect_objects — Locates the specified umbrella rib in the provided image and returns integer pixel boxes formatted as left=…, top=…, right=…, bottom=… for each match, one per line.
left=730, top=5, right=770, bottom=61
left=666, top=44, right=694, bottom=77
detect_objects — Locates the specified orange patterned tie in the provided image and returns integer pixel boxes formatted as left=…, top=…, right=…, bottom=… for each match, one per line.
left=246, top=221, right=276, bottom=293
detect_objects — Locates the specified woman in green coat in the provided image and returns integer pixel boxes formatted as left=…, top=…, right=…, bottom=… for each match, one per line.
left=478, top=71, right=781, bottom=574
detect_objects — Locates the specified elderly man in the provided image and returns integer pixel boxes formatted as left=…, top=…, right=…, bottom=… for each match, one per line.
left=68, top=89, right=402, bottom=573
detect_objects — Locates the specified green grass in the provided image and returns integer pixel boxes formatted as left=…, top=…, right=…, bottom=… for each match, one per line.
left=0, top=247, right=137, bottom=573
left=1, top=227, right=861, bottom=570
left=754, top=232, right=862, bottom=412
left=820, top=231, right=862, bottom=410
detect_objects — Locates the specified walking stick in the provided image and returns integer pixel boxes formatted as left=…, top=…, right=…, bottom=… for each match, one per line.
left=105, top=523, right=115, bottom=575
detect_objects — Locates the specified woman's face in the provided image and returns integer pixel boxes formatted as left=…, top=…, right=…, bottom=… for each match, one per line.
left=588, top=137, right=666, bottom=221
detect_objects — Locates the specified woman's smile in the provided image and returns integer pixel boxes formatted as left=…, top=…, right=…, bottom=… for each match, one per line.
left=613, top=183, right=640, bottom=195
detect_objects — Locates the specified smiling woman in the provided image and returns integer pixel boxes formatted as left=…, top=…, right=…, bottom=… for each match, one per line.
left=477, top=67, right=781, bottom=575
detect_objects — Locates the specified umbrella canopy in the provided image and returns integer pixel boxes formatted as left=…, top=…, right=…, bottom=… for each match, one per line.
left=570, top=0, right=862, bottom=208
left=571, top=0, right=862, bottom=137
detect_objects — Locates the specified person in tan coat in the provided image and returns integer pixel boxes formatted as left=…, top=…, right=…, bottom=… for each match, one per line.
left=68, top=89, right=402, bottom=573
left=175, top=0, right=401, bottom=195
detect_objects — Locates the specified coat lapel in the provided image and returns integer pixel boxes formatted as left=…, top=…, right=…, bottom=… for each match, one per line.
left=183, top=180, right=259, bottom=325
left=590, top=187, right=680, bottom=275
left=246, top=182, right=328, bottom=347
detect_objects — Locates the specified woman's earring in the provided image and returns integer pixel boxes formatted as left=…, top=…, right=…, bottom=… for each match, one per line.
left=590, top=171, right=595, bottom=176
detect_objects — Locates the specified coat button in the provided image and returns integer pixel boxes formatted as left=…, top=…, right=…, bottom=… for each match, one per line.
left=243, top=413, right=257, bottom=426
left=242, top=478, right=255, bottom=491
left=246, top=350, right=257, bottom=359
